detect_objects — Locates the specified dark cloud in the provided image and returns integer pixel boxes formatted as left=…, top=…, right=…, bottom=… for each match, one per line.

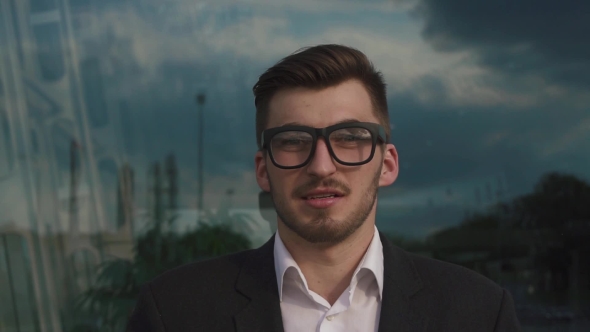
left=384, top=87, right=590, bottom=197
left=412, top=0, right=590, bottom=87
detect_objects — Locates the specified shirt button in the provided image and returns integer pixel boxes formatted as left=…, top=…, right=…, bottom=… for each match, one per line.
left=326, top=315, right=334, bottom=321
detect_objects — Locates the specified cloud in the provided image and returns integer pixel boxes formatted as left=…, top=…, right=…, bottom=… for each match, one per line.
left=411, top=0, right=590, bottom=93
left=64, top=1, right=590, bottom=214
left=539, top=116, right=590, bottom=159
left=245, top=0, right=410, bottom=13
left=132, top=0, right=411, bottom=16
left=88, top=2, right=541, bottom=109
left=384, top=88, right=590, bottom=200
left=207, top=17, right=300, bottom=63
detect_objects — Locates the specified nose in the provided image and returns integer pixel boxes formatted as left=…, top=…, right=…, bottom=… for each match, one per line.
left=306, top=137, right=337, bottom=177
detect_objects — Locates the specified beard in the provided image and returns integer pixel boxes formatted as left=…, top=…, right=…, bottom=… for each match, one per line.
left=269, top=167, right=381, bottom=245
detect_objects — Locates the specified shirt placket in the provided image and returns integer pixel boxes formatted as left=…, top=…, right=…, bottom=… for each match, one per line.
left=317, top=282, right=356, bottom=332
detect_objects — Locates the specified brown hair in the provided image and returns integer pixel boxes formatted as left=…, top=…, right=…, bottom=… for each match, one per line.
left=252, top=44, right=390, bottom=149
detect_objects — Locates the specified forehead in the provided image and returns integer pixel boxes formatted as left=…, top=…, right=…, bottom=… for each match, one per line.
left=266, top=79, right=378, bottom=128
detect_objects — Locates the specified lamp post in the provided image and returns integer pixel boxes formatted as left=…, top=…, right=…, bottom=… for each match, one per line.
left=196, top=93, right=206, bottom=221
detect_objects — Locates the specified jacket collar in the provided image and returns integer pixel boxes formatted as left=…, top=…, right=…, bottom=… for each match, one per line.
left=234, top=235, right=284, bottom=332
left=377, top=232, right=429, bottom=332
left=234, top=232, right=429, bottom=332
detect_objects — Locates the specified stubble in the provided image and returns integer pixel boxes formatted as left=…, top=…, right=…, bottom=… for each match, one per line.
left=269, top=168, right=382, bottom=245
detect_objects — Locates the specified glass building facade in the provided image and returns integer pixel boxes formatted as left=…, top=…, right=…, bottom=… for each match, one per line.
left=0, top=0, right=589, bottom=331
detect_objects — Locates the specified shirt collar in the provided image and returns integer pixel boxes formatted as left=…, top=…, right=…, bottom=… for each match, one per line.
left=273, top=226, right=384, bottom=301
left=274, top=230, right=301, bottom=301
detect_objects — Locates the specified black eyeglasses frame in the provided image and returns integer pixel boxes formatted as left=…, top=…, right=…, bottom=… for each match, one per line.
left=261, top=121, right=388, bottom=169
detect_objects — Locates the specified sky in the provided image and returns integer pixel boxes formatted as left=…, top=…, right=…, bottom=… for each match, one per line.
left=2, top=0, right=589, bottom=237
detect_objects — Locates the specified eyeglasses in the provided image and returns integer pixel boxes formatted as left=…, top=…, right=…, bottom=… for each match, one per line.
left=261, top=122, right=387, bottom=169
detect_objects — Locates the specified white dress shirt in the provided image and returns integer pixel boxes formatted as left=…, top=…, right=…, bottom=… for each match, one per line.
left=274, top=226, right=384, bottom=332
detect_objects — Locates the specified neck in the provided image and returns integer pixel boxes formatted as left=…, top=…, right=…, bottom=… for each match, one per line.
left=278, top=219, right=376, bottom=305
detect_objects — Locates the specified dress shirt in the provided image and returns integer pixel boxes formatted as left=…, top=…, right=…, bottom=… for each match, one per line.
left=274, top=226, right=384, bottom=332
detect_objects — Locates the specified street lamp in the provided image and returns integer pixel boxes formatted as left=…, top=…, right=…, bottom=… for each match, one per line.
left=196, top=92, right=206, bottom=221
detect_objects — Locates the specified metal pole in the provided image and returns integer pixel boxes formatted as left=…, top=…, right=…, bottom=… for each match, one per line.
left=69, top=140, right=79, bottom=239
left=2, top=236, right=22, bottom=332
left=196, top=93, right=206, bottom=221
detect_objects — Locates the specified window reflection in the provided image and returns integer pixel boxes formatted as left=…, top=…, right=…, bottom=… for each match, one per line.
left=69, top=0, right=91, bottom=10
left=117, top=163, right=135, bottom=230
left=30, top=129, right=40, bottom=156
left=30, top=128, right=43, bottom=193
left=119, top=100, right=136, bottom=155
left=0, top=108, right=14, bottom=177
left=51, top=121, right=76, bottom=187
left=33, top=23, right=65, bottom=82
left=0, top=234, right=41, bottom=332
left=24, top=80, right=63, bottom=118
left=80, top=58, right=109, bottom=128
left=30, top=0, right=57, bottom=13
left=29, top=0, right=62, bottom=81
left=70, top=249, right=97, bottom=294
left=98, top=158, right=119, bottom=230
left=8, top=0, right=25, bottom=69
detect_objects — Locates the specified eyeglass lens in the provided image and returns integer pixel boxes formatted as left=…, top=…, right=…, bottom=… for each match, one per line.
left=269, top=127, right=373, bottom=167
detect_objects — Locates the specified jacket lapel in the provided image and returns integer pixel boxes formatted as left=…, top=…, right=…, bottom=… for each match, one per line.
left=234, top=235, right=285, bottom=332
left=378, top=232, right=429, bottom=332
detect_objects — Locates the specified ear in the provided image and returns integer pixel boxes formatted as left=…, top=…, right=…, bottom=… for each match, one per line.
left=379, top=143, right=399, bottom=187
left=255, top=150, right=271, bottom=192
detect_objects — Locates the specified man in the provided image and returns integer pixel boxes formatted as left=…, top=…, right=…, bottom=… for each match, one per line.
left=127, top=44, right=522, bottom=331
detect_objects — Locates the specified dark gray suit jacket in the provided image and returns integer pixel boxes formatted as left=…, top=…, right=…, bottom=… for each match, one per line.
left=127, top=232, right=522, bottom=331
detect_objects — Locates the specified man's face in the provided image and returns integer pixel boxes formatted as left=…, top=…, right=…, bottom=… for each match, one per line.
left=255, top=79, right=398, bottom=245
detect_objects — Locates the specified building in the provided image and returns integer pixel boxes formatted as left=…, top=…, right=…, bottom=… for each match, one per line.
left=0, top=0, right=135, bottom=330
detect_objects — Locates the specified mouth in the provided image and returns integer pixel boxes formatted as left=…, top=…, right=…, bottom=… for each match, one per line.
left=302, top=188, right=345, bottom=199
left=301, top=189, right=345, bottom=209
left=303, top=193, right=344, bottom=200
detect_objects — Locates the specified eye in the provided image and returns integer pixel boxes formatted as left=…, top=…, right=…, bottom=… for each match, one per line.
left=332, top=133, right=371, bottom=142
left=271, top=131, right=313, bottom=151
left=343, top=134, right=361, bottom=142
left=280, top=138, right=305, bottom=146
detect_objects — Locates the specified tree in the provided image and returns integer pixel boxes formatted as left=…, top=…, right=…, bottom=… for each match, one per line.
left=511, top=172, right=590, bottom=231
left=423, top=172, right=590, bottom=283
left=72, top=213, right=251, bottom=331
left=508, top=172, right=590, bottom=292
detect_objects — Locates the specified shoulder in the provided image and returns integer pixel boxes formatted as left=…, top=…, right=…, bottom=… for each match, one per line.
left=399, top=251, right=522, bottom=330
left=379, top=231, right=505, bottom=303
left=148, top=249, right=254, bottom=297
left=407, top=251, right=503, bottom=299
left=403, top=251, right=516, bottom=329
left=129, top=249, right=259, bottom=330
left=144, top=235, right=276, bottom=307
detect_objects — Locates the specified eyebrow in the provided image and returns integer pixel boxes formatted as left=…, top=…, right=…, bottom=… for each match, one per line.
left=280, top=118, right=362, bottom=127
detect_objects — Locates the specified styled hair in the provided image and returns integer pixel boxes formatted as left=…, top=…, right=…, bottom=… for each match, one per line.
left=252, top=44, right=390, bottom=149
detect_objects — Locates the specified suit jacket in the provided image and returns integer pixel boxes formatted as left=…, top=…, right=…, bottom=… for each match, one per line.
left=127, top=232, right=522, bottom=331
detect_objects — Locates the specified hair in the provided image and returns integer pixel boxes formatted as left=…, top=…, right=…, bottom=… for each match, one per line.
left=252, top=44, right=390, bottom=149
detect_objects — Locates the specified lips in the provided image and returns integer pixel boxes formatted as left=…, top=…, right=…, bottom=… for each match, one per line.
left=302, top=189, right=345, bottom=200
left=305, top=194, right=339, bottom=199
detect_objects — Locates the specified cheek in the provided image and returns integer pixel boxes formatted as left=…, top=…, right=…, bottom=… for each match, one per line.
left=268, top=171, right=296, bottom=193
left=354, top=173, right=380, bottom=191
